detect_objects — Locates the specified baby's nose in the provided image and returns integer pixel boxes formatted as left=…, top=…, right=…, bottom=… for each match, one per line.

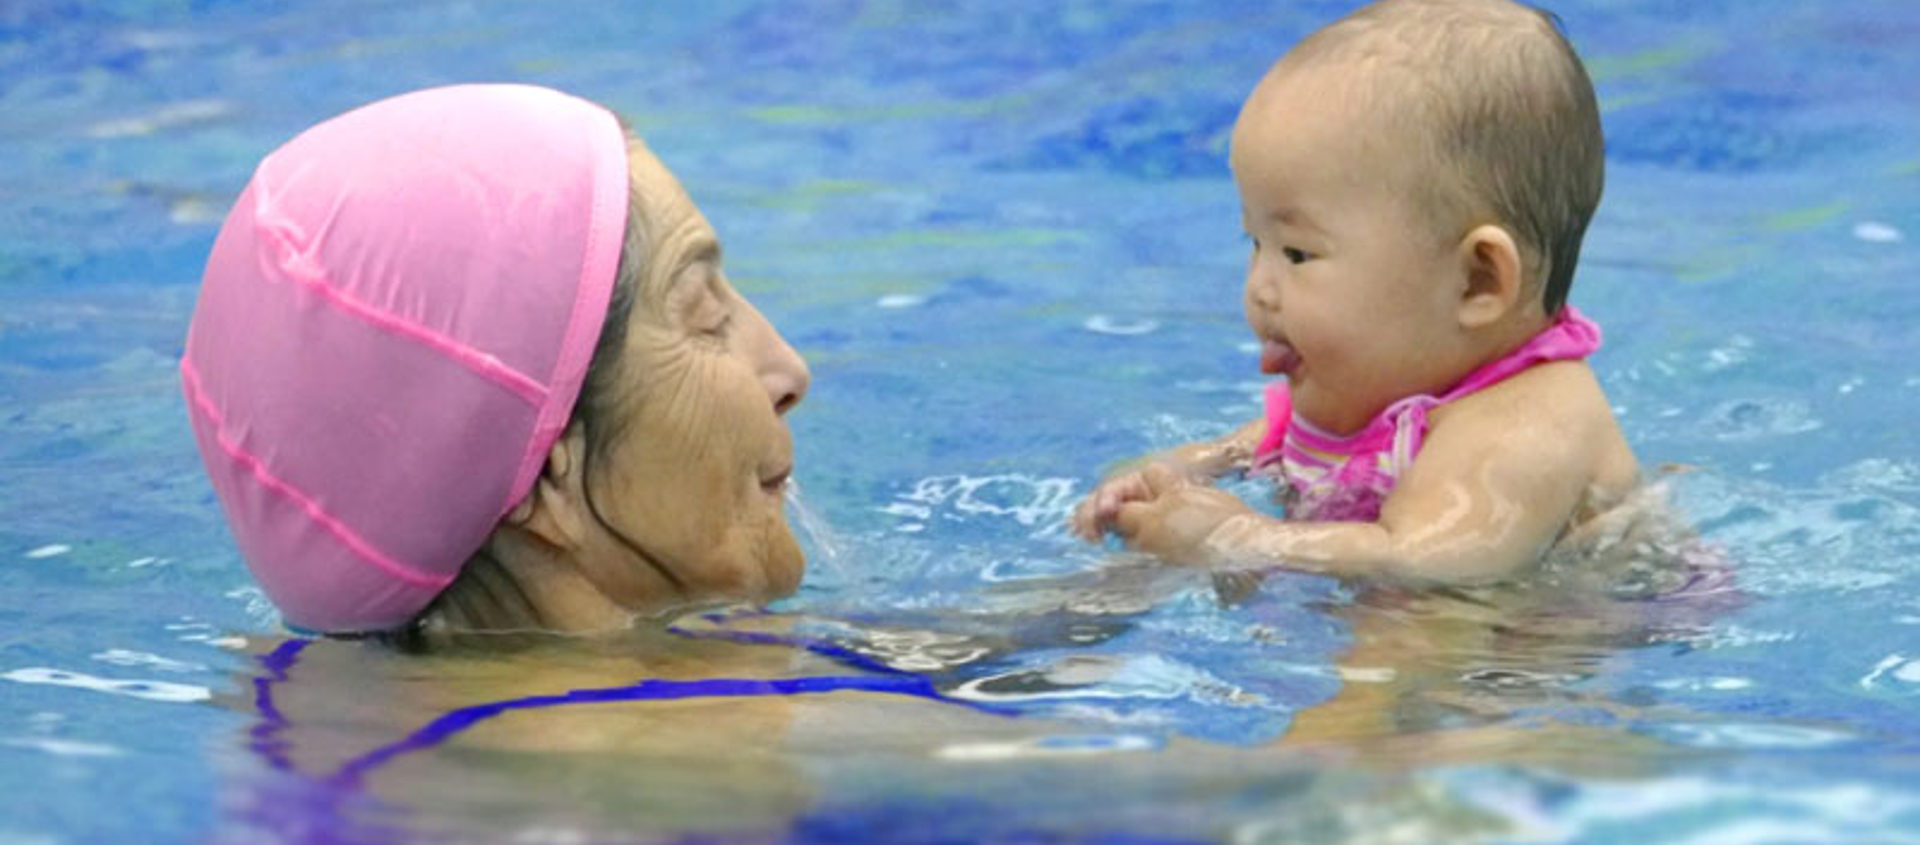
left=1244, top=279, right=1279, bottom=312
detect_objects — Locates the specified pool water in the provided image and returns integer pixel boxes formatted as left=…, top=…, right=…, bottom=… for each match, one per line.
left=4, top=0, right=1919, bottom=841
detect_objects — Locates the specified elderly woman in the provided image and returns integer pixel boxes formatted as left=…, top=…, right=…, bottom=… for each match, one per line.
left=183, top=91, right=1108, bottom=831
left=184, top=84, right=811, bottom=641
left=188, top=88, right=1295, bottom=836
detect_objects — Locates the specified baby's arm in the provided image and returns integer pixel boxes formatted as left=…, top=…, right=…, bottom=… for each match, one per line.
left=1069, top=418, right=1265, bottom=541
left=1115, top=365, right=1628, bottom=584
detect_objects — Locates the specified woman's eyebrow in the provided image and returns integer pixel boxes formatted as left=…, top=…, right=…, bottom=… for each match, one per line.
left=686, top=238, right=722, bottom=266
left=666, top=238, right=723, bottom=288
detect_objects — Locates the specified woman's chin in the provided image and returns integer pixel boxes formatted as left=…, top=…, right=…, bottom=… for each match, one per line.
left=707, top=521, right=805, bottom=604
left=762, top=526, right=806, bottom=599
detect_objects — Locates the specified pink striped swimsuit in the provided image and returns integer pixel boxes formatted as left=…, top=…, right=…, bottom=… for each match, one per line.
left=1250, top=307, right=1603, bottom=522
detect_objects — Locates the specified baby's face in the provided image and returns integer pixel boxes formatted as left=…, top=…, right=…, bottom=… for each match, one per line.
left=1229, top=62, right=1473, bottom=435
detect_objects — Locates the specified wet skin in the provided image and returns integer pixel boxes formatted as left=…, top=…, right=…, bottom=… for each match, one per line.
left=1072, top=58, right=1639, bottom=585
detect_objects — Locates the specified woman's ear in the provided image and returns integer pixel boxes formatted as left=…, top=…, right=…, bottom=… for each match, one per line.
left=501, top=425, right=589, bottom=548
left=1456, top=224, right=1525, bottom=330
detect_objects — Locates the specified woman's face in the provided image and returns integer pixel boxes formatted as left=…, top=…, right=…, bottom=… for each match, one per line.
left=571, top=143, right=811, bottom=611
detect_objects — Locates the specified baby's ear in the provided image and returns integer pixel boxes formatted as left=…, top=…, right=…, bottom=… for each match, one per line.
left=1455, top=224, right=1524, bottom=329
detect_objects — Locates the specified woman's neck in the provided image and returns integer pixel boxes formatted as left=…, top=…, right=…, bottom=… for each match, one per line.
left=418, top=530, right=639, bottom=636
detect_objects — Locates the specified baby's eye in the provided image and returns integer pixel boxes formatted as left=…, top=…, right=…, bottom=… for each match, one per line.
left=1281, top=246, right=1312, bottom=265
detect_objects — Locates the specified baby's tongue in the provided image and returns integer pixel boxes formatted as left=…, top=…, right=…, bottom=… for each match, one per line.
left=1260, top=340, right=1300, bottom=375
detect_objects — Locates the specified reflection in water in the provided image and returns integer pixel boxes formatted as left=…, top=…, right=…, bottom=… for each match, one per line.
left=934, top=731, right=1163, bottom=761
left=1274, top=478, right=1758, bottom=756
left=214, top=476, right=1782, bottom=841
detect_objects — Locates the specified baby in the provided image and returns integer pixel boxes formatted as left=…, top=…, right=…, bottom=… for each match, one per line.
left=1072, top=0, right=1639, bottom=584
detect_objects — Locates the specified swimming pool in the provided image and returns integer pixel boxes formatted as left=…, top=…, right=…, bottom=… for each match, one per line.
left=4, top=0, right=1918, bottom=840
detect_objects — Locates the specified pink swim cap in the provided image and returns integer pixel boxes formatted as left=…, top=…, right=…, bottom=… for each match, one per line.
left=182, top=84, right=629, bottom=632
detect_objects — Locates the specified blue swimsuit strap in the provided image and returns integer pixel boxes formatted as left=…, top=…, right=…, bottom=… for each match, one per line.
left=251, top=627, right=1005, bottom=791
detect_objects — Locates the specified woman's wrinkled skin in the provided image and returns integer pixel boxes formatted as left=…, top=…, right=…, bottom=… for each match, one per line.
left=422, top=139, right=811, bottom=634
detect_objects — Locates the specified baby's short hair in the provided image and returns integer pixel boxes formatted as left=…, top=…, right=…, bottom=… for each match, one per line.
left=1287, top=0, right=1603, bottom=313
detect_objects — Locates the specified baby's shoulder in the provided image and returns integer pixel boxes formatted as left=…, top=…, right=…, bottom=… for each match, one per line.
left=1428, top=360, right=1636, bottom=492
left=1437, top=359, right=1614, bottom=431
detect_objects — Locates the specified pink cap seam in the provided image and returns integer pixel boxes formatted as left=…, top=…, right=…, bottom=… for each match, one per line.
left=252, top=184, right=552, bottom=409
left=181, top=357, right=454, bottom=590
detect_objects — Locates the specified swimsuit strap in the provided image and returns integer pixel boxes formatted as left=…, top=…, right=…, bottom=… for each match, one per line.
left=1251, top=380, right=1292, bottom=464
left=1388, top=305, right=1602, bottom=462
left=1250, top=307, right=1603, bottom=518
left=1434, top=305, right=1602, bottom=404
left=248, top=629, right=1010, bottom=795
left=1257, top=307, right=1602, bottom=461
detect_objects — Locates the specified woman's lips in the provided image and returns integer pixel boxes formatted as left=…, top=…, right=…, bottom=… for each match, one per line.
left=1260, top=339, right=1301, bottom=376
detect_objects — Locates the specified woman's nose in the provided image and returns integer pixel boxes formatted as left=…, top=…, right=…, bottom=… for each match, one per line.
left=751, top=311, right=809, bottom=416
left=765, top=340, right=809, bottom=416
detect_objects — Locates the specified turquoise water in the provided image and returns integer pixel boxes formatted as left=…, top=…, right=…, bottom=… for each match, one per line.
left=4, top=1, right=1919, bottom=841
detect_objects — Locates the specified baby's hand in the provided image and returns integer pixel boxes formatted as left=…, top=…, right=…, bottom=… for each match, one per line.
left=1070, top=468, right=1158, bottom=541
left=1111, top=465, right=1256, bottom=565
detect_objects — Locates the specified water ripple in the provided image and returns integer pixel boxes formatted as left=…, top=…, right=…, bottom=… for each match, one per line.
left=935, top=733, right=1160, bottom=761
left=2, top=668, right=209, bottom=703
left=1651, top=721, right=1860, bottom=749
left=2, top=736, right=123, bottom=757
left=885, top=473, right=1079, bottom=532
left=1860, top=654, right=1920, bottom=692
left=1082, top=315, right=1160, bottom=336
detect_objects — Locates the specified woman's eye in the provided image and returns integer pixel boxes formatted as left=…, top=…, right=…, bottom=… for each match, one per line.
left=1281, top=246, right=1311, bottom=265
left=694, top=292, right=732, bottom=338
left=673, top=263, right=735, bottom=339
